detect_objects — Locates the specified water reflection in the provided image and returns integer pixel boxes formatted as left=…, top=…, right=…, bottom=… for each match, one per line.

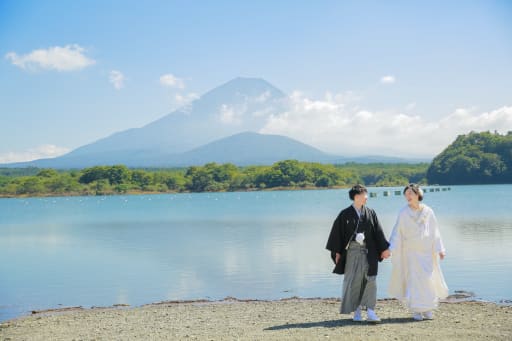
left=450, top=219, right=512, bottom=239
left=1, top=186, right=512, bottom=322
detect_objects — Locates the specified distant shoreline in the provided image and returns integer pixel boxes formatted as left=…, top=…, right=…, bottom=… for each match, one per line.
left=0, top=185, right=365, bottom=199
left=0, top=184, right=462, bottom=200
left=0, top=161, right=430, bottom=198
left=0, top=185, right=348, bottom=199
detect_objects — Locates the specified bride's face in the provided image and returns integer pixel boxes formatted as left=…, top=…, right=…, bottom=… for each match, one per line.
left=405, top=188, right=419, bottom=205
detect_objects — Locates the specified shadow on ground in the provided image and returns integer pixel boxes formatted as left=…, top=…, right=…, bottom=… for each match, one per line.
left=264, top=317, right=422, bottom=330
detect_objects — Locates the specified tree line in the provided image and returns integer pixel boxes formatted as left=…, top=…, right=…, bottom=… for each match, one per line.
left=0, top=160, right=428, bottom=197
left=427, top=131, right=512, bottom=185
left=2, top=130, right=509, bottom=197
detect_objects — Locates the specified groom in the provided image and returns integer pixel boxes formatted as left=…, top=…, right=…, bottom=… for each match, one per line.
left=326, top=184, right=390, bottom=322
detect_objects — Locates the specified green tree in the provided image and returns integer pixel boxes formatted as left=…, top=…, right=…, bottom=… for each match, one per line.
left=258, top=160, right=309, bottom=187
left=427, top=131, right=512, bottom=184
left=315, top=175, right=333, bottom=187
left=46, top=174, right=80, bottom=193
left=37, top=169, right=59, bottom=178
left=79, top=166, right=108, bottom=184
left=18, top=177, right=45, bottom=194
left=92, top=179, right=111, bottom=195
left=106, top=165, right=130, bottom=185
left=131, top=170, right=152, bottom=190
left=187, top=167, right=214, bottom=192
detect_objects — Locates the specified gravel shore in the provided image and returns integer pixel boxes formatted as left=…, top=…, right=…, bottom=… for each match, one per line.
left=1, top=298, right=511, bottom=340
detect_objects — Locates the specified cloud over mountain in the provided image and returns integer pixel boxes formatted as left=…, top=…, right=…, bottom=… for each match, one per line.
left=2, top=77, right=510, bottom=167
left=261, top=91, right=512, bottom=157
left=0, top=145, right=70, bottom=164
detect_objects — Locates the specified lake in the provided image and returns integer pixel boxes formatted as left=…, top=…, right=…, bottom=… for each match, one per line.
left=1, top=185, right=511, bottom=322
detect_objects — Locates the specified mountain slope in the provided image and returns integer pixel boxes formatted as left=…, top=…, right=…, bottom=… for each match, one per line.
left=163, top=132, right=337, bottom=166
left=65, top=77, right=286, bottom=158
left=1, top=77, right=425, bottom=169
left=3, top=77, right=289, bottom=168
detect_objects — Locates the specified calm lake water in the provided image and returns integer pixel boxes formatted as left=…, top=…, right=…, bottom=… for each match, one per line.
left=1, top=185, right=512, bottom=321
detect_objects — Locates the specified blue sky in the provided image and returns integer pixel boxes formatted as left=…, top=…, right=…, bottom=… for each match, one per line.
left=1, top=0, right=511, bottom=161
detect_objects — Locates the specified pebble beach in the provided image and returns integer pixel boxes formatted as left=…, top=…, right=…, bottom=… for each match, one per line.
left=1, top=298, right=511, bottom=340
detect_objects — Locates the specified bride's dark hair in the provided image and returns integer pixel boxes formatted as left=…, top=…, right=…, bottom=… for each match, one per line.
left=403, top=183, right=424, bottom=201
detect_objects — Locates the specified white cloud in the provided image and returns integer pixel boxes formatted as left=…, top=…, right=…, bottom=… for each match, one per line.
left=254, top=90, right=272, bottom=103
left=175, top=92, right=199, bottom=106
left=109, top=70, right=125, bottom=89
left=5, top=44, right=95, bottom=71
left=252, top=107, right=277, bottom=117
left=219, top=104, right=245, bottom=124
left=439, top=106, right=512, bottom=132
left=380, top=75, right=396, bottom=84
left=405, top=102, right=417, bottom=111
left=0, top=145, right=70, bottom=163
left=159, top=74, right=196, bottom=109
left=159, top=73, right=185, bottom=88
left=210, top=92, right=285, bottom=127
left=260, top=92, right=512, bottom=157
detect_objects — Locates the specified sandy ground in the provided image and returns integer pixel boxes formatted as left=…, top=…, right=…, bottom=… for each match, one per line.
left=1, top=298, right=511, bottom=341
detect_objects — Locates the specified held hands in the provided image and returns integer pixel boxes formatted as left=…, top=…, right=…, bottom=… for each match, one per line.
left=338, top=249, right=393, bottom=263
left=380, top=249, right=391, bottom=259
left=439, top=252, right=446, bottom=260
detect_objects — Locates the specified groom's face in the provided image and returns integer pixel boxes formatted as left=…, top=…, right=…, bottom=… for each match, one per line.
left=354, top=192, right=368, bottom=206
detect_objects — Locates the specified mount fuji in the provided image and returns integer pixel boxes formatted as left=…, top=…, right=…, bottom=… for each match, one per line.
left=2, top=78, right=417, bottom=168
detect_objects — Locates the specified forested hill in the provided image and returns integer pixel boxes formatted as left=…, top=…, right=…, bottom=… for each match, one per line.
left=0, top=161, right=428, bottom=197
left=427, top=131, right=512, bottom=185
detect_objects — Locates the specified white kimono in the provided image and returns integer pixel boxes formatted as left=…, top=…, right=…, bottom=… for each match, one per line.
left=388, top=204, right=449, bottom=312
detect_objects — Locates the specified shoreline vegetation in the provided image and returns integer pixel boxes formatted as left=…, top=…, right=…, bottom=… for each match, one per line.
left=1, top=297, right=511, bottom=340
left=2, top=130, right=511, bottom=198
left=0, top=160, right=429, bottom=199
left=427, top=131, right=512, bottom=185
left=0, top=131, right=512, bottom=198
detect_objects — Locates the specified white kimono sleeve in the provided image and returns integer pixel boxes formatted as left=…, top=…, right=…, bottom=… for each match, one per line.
left=388, top=215, right=402, bottom=252
left=430, top=210, right=445, bottom=254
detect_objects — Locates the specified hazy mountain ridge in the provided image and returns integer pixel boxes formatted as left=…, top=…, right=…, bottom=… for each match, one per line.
left=1, top=78, right=426, bottom=168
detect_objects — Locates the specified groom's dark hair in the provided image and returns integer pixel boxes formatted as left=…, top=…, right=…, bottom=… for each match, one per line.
left=349, top=184, right=367, bottom=200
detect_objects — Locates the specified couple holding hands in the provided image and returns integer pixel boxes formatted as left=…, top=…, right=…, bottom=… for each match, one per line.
left=326, top=183, right=448, bottom=323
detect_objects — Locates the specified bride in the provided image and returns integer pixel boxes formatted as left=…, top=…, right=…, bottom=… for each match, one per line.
left=388, top=183, right=449, bottom=321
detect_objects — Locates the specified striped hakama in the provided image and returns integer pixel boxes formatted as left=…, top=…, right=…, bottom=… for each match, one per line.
left=340, top=241, right=377, bottom=314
